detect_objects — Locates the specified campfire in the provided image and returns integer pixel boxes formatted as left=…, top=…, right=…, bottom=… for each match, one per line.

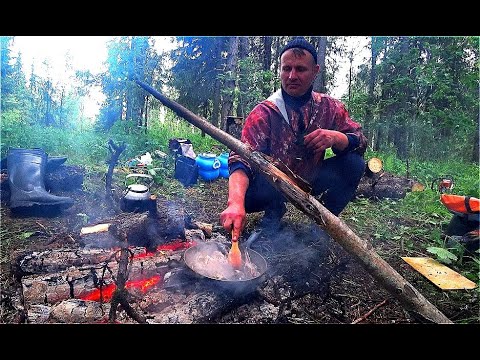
left=9, top=176, right=355, bottom=324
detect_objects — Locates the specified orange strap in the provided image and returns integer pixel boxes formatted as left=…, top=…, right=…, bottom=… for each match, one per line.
left=441, top=194, right=480, bottom=214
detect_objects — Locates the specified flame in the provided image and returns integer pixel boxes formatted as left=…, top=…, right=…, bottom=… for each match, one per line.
left=79, top=240, right=194, bottom=302
left=120, top=240, right=196, bottom=260
left=126, top=275, right=161, bottom=292
left=80, top=283, right=116, bottom=302
left=79, top=275, right=162, bottom=302
left=155, top=239, right=196, bottom=252
left=133, top=251, right=156, bottom=259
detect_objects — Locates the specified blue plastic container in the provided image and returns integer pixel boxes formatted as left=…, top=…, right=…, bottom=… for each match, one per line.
left=196, top=153, right=221, bottom=181
left=218, top=152, right=229, bottom=178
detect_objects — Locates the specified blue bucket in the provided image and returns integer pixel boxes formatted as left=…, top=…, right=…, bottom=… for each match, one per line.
left=218, top=152, right=229, bottom=178
left=196, top=153, right=220, bottom=181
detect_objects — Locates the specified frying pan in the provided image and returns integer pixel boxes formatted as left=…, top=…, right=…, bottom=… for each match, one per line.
left=183, top=230, right=267, bottom=290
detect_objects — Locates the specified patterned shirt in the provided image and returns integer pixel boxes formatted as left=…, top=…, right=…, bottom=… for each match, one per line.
left=229, top=89, right=367, bottom=184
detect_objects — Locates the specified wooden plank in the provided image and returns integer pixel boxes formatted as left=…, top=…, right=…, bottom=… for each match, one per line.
left=402, top=257, right=477, bottom=290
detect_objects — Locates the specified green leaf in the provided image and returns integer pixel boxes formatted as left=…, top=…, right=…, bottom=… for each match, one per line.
left=20, top=231, right=35, bottom=239
left=426, top=246, right=458, bottom=264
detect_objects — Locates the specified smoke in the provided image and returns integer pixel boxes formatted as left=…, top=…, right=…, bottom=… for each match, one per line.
left=250, top=223, right=332, bottom=281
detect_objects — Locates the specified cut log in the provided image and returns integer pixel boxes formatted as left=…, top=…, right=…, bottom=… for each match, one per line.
left=136, top=80, right=452, bottom=324
left=366, top=157, right=383, bottom=176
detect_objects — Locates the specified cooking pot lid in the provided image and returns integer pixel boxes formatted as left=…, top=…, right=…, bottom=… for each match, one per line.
left=127, top=184, right=149, bottom=193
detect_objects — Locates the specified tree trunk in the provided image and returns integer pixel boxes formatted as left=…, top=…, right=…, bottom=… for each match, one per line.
left=272, top=36, right=282, bottom=92
left=313, top=36, right=327, bottom=93
left=211, top=38, right=224, bottom=129
left=262, top=36, right=272, bottom=71
left=236, top=36, right=250, bottom=118
left=220, top=36, right=239, bottom=130
left=262, top=36, right=273, bottom=97
left=365, top=36, right=377, bottom=142
left=473, top=120, right=479, bottom=163
left=136, top=80, right=453, bottom=324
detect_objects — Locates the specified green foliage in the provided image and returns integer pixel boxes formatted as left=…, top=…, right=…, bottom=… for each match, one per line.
left=350, top=36, right=478, bottom=163
left=426, top=246, right=458, bottom=264
left=170, top=37, right=227, bottom=119
left=237, top=57, right=275, bottom=115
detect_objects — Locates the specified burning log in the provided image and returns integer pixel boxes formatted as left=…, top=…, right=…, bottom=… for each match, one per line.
left=15, top=239, right=258, bottom=324
left=17, top=247, right=128, bottom=275
left=20, top=247, right=176, bottom=304
left=78, top=195, right=186, bottom=250
left=136, top=79, right=452, bottom=324
left=49, top=299, right=110, bottom=323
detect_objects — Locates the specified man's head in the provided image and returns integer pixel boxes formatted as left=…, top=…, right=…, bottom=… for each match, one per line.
left=280, top=37, right=320, bottom=97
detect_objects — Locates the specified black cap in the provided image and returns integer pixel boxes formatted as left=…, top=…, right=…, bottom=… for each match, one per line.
left=280, top=37, right=317, bottom=64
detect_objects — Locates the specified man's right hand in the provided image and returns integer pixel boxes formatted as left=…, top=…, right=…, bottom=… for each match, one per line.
left=220, top=169, right=250, bottom=241
left=220, top=202, right=246, bottom=241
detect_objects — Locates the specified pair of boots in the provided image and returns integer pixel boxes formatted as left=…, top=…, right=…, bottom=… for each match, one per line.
left=5, top=148, right=73, bottom=209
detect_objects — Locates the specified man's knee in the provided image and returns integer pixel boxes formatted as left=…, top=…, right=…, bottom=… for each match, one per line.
left=339, top=152, right=365, bottom=183
left=244, top=173, right=285, bottom=213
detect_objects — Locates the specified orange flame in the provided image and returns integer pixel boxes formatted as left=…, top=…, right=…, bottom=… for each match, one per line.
left=126, top=275, right=161, bottom=293
left=155, top=239, right=196, bottom=252
left=79, top=275, right=162, bottom=302
left=79, top=240, right=194, bottom=302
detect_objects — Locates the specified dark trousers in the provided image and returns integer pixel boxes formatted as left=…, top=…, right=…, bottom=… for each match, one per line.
left=245, top=152, right=365, bottom=216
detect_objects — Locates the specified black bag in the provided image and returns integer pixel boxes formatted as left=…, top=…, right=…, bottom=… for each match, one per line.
left=174, top=155, right=198, bottom=187
left=169, top=138, right=192, bottom=155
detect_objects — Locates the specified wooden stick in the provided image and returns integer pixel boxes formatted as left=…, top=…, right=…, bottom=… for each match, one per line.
left=351, top=298, right=389, bottom=324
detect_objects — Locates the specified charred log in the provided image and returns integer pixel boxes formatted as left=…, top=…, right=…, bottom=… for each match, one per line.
left=78, top=196, right=186, bottom=251
left=356, top=172, right=425, bottom=200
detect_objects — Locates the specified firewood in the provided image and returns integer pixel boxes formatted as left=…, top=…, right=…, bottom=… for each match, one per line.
left=366, top=157, right=383, bottom=177
left=191, top=221, right=213, bottom=237
left=80, top=223, right=111, bottom=235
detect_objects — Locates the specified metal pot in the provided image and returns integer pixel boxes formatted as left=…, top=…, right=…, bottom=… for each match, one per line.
left=183, top=230, right=267, bottom=292
left=120, top=173, right=154, bottom=212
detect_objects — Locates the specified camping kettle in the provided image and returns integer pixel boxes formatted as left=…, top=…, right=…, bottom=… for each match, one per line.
left=121, top=173, right=154, bottom=212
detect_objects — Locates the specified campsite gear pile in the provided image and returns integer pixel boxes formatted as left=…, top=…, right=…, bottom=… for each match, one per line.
left=169, top=138, right=229, bottom=187
left=4, top=148, right=73, bottom=209
left=170, top=138, right=198, bottom=187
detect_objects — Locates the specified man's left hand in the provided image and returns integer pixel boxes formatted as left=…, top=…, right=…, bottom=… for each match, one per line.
left=304, top=129, right=348, bottom=164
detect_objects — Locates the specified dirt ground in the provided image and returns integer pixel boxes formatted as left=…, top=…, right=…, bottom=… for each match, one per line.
left=1, top=166, right=478, bottom=326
